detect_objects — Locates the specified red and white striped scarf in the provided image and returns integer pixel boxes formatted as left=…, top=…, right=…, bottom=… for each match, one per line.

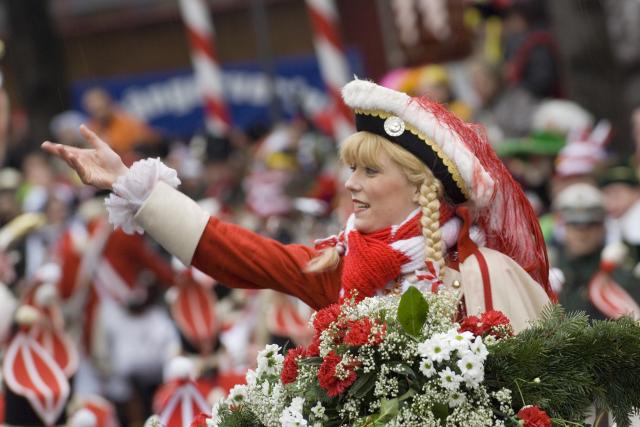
left=316, top=205, right=461, bottom=302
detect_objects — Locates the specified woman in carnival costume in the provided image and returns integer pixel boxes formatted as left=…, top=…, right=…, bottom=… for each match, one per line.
left=42, top=79, right=552, bottom=332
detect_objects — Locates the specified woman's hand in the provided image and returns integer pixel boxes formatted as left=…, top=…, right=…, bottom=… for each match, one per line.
left=41, top=125, right=129, bottom=190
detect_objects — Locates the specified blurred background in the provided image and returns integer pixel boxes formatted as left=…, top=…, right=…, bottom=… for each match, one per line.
left=0, top=0, right=639, bottom=426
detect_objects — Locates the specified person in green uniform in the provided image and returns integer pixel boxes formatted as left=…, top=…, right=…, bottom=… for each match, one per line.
left=599, top=164, right=640, bottom=266
left=549, top=183, right=639, bottom=320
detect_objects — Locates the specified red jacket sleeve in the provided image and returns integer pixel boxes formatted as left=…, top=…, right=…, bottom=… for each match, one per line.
left=191, top=217, right=341, bottom=310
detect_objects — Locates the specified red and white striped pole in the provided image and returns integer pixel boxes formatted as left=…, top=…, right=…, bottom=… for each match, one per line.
left=305, top=0, right=355, bottom=141
left=178, top=0, right=231, bottom=137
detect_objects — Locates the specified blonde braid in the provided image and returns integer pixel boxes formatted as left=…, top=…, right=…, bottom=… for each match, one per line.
left=419, top=172, right=445, bottom=279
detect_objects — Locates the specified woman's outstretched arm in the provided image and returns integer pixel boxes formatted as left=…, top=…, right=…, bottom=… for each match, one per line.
left=43, top=126, right=342, bottom=309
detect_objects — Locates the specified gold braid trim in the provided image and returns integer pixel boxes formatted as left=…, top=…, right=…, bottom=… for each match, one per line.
left=354, top=108, right=470, bottom=200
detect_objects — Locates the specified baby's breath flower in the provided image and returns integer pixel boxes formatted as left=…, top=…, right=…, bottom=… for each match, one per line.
left=448, top=390, right=467, bottom=408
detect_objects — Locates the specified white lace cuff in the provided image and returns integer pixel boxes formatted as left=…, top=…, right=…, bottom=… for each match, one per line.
left=105, top=158, right=181, bottom=234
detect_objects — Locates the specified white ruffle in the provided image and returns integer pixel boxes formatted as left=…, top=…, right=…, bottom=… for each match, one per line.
left=105, top=158, right=181, bottom=234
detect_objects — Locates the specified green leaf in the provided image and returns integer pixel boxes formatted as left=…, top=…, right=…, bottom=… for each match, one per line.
left=355, top=415, right=377, bottom=427
left=391, top=363, right=418, bottom=380
left=397, top=286, right=429, bottom=337
left=348, top=372, right=377, bottom=399
left=398, top=388, right=416, bottom=402
left=377, top=398, right=400, bottom=423
left=432, top=402, right=449, bottom=423
left=358, top=399, right=400, bottom=427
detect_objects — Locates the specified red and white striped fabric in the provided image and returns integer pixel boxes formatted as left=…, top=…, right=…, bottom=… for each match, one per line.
left=21, top=294, right=64, bottom=331
left=93, top=259, right=138, bottom=305
left=556, top=120, right=612, bottom=178
left=170, top=280, right=217, bottom=354
left=305, top=0, right=354, bottom=141
left=416, top=260, right=445, bottom=293
left=156, top=380, right=210, bottom=427
left=178, top=0, right=230, bottom=136
left=2, top=331, right=70, bottom=426
left=589, top=270, right=640, bottom=319
left=72, top=395, right=119, bottom=427
left=17, top=284, right=79, bottom=379
left=29, top=323, right=79, bottom=379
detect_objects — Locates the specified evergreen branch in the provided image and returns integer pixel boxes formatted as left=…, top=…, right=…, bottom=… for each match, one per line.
left=485, top=305, right=640, bottom=426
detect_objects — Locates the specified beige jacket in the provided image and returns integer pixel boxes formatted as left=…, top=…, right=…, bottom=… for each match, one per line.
left=443, top=248, right=550, bottom=333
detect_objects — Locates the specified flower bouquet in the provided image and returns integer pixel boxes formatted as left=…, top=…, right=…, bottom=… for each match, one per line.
left=205, top=288, right=640, bottom=427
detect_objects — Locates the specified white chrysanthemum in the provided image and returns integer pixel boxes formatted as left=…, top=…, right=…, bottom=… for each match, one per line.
left=457, top=353, right=484, bottom=384
left=438, top=366, right=462, bottom=391
left=257, top=344, right=284, bottom=377
left=279, top=397, right=307, bottom=427
left=291, top=397, right=305, bottom=413
left=448, top=390, right=466, bottom=408
left=279, top=412, right=307, bottom=427
left=419, top=358, right=436, bottom=377
left=228, top=384, right=248, bottom=404
left=446, top=329, right=474, bottom=352
left=468, top=336, right=489, bottom=360
left=417, top=333, right=452, bottom=363
left=310, top=402, right=326, bottom=420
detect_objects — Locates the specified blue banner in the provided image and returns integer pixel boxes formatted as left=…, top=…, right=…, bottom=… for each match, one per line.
left=71, top=52, right=363, bottom=138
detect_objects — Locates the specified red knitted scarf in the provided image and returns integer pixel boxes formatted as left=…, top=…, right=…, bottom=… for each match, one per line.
left=340, top=204, right=455, bottom=302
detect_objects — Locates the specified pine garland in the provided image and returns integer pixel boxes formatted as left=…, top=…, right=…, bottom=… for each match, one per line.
left=216, top=405, right=265, bottom=427
left=484, top=305, right=640, bottom=426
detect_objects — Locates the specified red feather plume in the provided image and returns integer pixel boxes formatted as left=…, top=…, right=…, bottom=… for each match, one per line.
left=413, top=97, right=553, bottom=298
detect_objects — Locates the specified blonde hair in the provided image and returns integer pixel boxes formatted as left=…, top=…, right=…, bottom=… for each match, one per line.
left=306, top=132, right=445, bottom=278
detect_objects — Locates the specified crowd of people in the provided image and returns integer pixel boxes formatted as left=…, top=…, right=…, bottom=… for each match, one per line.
left=0, top=1, right=638, bottom=426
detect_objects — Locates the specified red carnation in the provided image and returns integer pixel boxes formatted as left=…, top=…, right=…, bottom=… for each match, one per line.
left=318, top=351, right=357, bottom=397
left=481, top=310, right=514, bottom=338
left=517, top=406, right=552, bottom=427
left=344, top=318, right=373, bottom=346
left=481, top=310, right=511, bottom=328
left=306, top=336, right=320, bottom=357
left=343, top=318, right=387, bottom=346
left=281, top=346, right=306, bottom=385
left=313, top=304, right=342, bottom=333
left=459, top=315, right=483, bottom=335
left=459, top=311, right=513, bottom=338
left=190, top=412, right=211, bottom=427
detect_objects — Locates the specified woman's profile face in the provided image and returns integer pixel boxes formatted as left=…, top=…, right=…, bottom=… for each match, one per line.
left=345, top=149, right=419, bottom=233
